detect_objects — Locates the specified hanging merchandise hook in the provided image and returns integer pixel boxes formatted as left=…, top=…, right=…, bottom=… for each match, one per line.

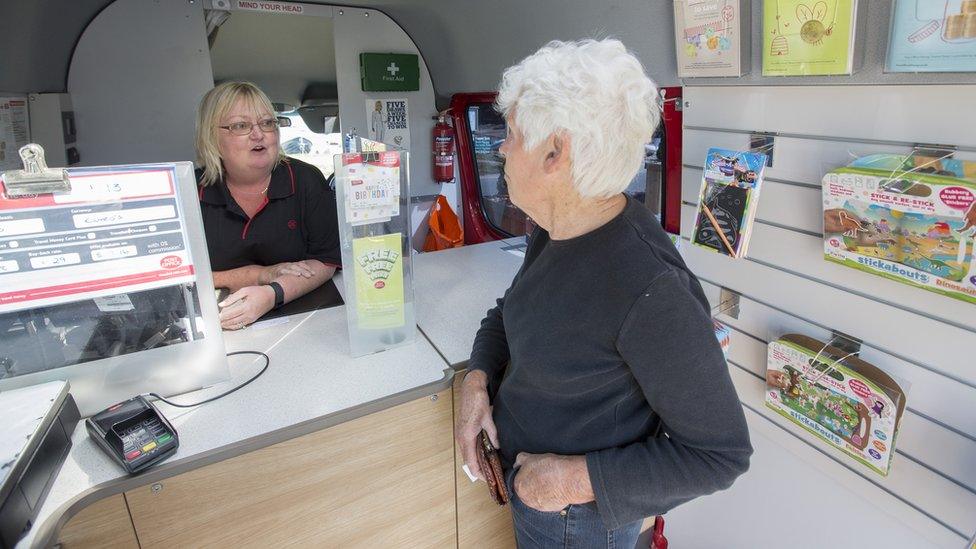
left=1, top=144, right=71, bottom=197
left=802, top=335, right=860, bottom=386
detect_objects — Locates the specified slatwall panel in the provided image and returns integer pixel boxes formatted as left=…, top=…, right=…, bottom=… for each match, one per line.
left=678, top=85, right=976, bottom=544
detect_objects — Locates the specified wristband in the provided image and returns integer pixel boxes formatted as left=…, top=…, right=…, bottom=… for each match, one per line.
left=267, top=281, right=285, bottom=309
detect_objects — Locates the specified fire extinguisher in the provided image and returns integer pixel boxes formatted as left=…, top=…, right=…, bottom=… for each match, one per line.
left=433, top=112, right=455, bottom=183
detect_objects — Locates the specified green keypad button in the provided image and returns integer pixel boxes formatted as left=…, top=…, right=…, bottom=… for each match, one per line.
left=157, top=433, right=173, bottom=444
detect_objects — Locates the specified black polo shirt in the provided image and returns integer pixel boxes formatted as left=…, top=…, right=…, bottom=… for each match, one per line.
left=197, top=158, right=341, bottom=272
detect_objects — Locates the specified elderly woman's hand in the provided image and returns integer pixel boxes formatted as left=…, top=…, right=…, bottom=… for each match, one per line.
left=513, top=452, right=593, bottom=512
left=455, top=370, right=500, bottom=481
left=218, top=285, right=275, bottom=330
left=259, top=261, right=316, bottom=284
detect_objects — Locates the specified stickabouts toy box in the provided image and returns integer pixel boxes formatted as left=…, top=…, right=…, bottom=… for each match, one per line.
left=766, top=334, right=906, bottom=476
left=822, top=154, right=976, bottom=304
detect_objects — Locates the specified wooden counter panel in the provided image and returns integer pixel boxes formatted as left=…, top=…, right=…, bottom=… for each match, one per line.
left=125, top=389, right=455, bottom=548
left=56, top=494, right=139, bottom=548
left=453, top=374, right=516, bottom=549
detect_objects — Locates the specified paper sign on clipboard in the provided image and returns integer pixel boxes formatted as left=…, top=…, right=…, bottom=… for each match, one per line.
left=0, top=165, right=196, bottom=314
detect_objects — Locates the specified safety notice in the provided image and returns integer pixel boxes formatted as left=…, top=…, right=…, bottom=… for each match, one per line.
left=0, top=96, right=29, bottom=172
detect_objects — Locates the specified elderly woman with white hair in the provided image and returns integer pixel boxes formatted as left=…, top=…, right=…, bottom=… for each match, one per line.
left=455, top=39, right=752, bottom=548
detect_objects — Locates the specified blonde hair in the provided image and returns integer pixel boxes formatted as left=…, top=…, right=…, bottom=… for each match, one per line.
left=195, top=81, right=283, bottom=186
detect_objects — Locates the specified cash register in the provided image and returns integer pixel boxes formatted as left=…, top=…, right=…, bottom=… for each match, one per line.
left=0, top=382, right=79, bottom=549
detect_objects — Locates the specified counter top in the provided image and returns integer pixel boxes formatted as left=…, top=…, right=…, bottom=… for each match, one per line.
left=413, top=240, right=525, bottom=368
left=19, top=304, right=452, bottom=549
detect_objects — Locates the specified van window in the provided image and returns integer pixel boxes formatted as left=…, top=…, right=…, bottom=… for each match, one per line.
left=463, top=103, right=662, bottom=238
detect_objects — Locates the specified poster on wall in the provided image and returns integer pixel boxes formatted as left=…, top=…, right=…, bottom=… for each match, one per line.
left=886, top=0, right=976, bottom=73
left=0, top=96, right=30, bottom=172
left=365, top=98, right=410, bottom=151
left=762, top=0, right=862, bottom=75
left=673, top=0, right=751, bottom=77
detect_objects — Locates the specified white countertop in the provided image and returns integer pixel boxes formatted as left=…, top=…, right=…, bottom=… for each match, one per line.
left=413, top=240, right=525, bottom=368
left=18, top=304, right=451, bottom=548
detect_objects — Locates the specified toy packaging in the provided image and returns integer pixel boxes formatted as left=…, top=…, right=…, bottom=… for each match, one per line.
left=765, top=334, right=906, bottom=476
left=822, top=154, right=976, bottom=305
left=713, top=320, right=732, bottom=356
left=692, top=148, right=767, bottom=258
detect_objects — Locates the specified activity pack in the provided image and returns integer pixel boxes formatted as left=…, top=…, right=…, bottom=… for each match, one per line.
left=765, top=334, right=906, bottom=476
left=822, top=154, right=976, bottom=304
left=692, top=148, right=767, bottom=258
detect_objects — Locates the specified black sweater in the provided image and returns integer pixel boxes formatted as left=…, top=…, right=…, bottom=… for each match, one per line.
left=468, top=196, right=752, bottom=530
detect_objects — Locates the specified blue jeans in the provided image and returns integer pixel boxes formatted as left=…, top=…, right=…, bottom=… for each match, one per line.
left=506, top=468, right=643, bottom=549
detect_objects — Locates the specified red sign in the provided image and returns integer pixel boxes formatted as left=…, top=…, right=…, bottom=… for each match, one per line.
left=939, top=186, right=975, bottom=210
left=160, top=255, right=183, bottom=269
left=849, top=379, right=871, bottom=399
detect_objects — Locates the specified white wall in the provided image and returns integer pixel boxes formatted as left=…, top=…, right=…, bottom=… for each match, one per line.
left=67, top=0, right=214, bottom=166
left=669, top=84, right=976, bottom=547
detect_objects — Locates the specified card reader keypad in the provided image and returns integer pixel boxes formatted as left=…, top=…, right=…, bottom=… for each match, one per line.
left=120, top=417, right=173, bottom=462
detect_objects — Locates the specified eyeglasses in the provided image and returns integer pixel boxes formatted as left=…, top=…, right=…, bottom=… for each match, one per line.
left=219, top=118, right=279, bottom=136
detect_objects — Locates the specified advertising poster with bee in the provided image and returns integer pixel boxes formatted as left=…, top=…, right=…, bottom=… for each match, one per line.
left=765, top=335, right=906, bottom=476
left=763, top=0, right=859, bottom=75
left=691, top=147, right=767, bottom=258
left=352, top=234, right=405, bottom=329
left=886, top=0, right=976, bottom=73
left=365, top=98, right=410, bottom=151
left=673, top=0, right=749, bottom=77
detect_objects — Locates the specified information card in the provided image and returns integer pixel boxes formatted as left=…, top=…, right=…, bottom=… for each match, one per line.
left=0, top=165, right=195, bottom=313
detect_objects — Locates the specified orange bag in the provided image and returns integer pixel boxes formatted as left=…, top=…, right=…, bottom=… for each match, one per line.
left=423, top=195, right=464, bottom=251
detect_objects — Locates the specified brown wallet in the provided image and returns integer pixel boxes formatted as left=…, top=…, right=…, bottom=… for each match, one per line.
left=475, top=429, right=509, bottom=505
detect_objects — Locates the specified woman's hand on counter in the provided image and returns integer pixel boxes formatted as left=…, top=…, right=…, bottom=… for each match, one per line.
left=259, top=261, right=316, bottom=284
left=218, top=285, right=275, bottom=330
left=455, top=369, right=499, bottom=482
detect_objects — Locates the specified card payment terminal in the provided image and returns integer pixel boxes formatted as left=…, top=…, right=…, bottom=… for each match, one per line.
left=86, top=395, right=178, bottom=474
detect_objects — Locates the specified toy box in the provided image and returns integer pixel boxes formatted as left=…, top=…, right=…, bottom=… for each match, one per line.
left=692, top=148, right=767, bottom=258
left=822, top=154, right=976, bottom=304
left=765, top=334, right=906, bottom=476
left=713, top=320, right=732, bottom=356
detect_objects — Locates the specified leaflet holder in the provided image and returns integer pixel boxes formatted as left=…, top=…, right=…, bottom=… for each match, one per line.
left=333, top=137, right=417, bottom=357
left=1, top=144, right=71, bottom=197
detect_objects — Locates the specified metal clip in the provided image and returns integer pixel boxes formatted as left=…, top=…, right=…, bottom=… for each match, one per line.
left=829, top=329, right=862, bottom=355
left=713, top=287, right=740, bottom=319
left=749, top=132, right=775, bottom=167
left=1, top=144, right=70, bottom=197
left=911, top=143, right=955, bottom=160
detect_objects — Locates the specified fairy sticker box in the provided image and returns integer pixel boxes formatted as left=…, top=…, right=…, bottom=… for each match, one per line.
left=766, top=334, right=906, bottom=476
left=822, top=154, right=976, bottom=304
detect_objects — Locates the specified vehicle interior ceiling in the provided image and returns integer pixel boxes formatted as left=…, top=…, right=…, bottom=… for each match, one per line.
left=209, top=9, right=341, bottom=171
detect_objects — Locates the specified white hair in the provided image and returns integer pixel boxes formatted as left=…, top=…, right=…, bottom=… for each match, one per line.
left=496, top=39, right=660, bottom=199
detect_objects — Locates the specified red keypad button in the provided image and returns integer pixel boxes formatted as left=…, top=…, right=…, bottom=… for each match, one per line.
left=125, top=450, right=141, bottom=461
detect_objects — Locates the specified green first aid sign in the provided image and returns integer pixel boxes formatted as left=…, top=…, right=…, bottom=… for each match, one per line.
left=360, top=53, right=420, bottom=92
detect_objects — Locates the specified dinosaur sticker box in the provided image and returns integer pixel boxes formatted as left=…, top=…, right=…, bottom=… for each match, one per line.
left=822, top=154, right=976, bottom=305
left=765, top=334, right=906, bottom=476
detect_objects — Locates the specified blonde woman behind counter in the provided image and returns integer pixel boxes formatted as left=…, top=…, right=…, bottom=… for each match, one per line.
left=196, top=82, right=341, bottom=330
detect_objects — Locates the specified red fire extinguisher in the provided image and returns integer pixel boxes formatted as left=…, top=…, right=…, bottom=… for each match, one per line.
left=433, top=112, right=455, bottom=183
